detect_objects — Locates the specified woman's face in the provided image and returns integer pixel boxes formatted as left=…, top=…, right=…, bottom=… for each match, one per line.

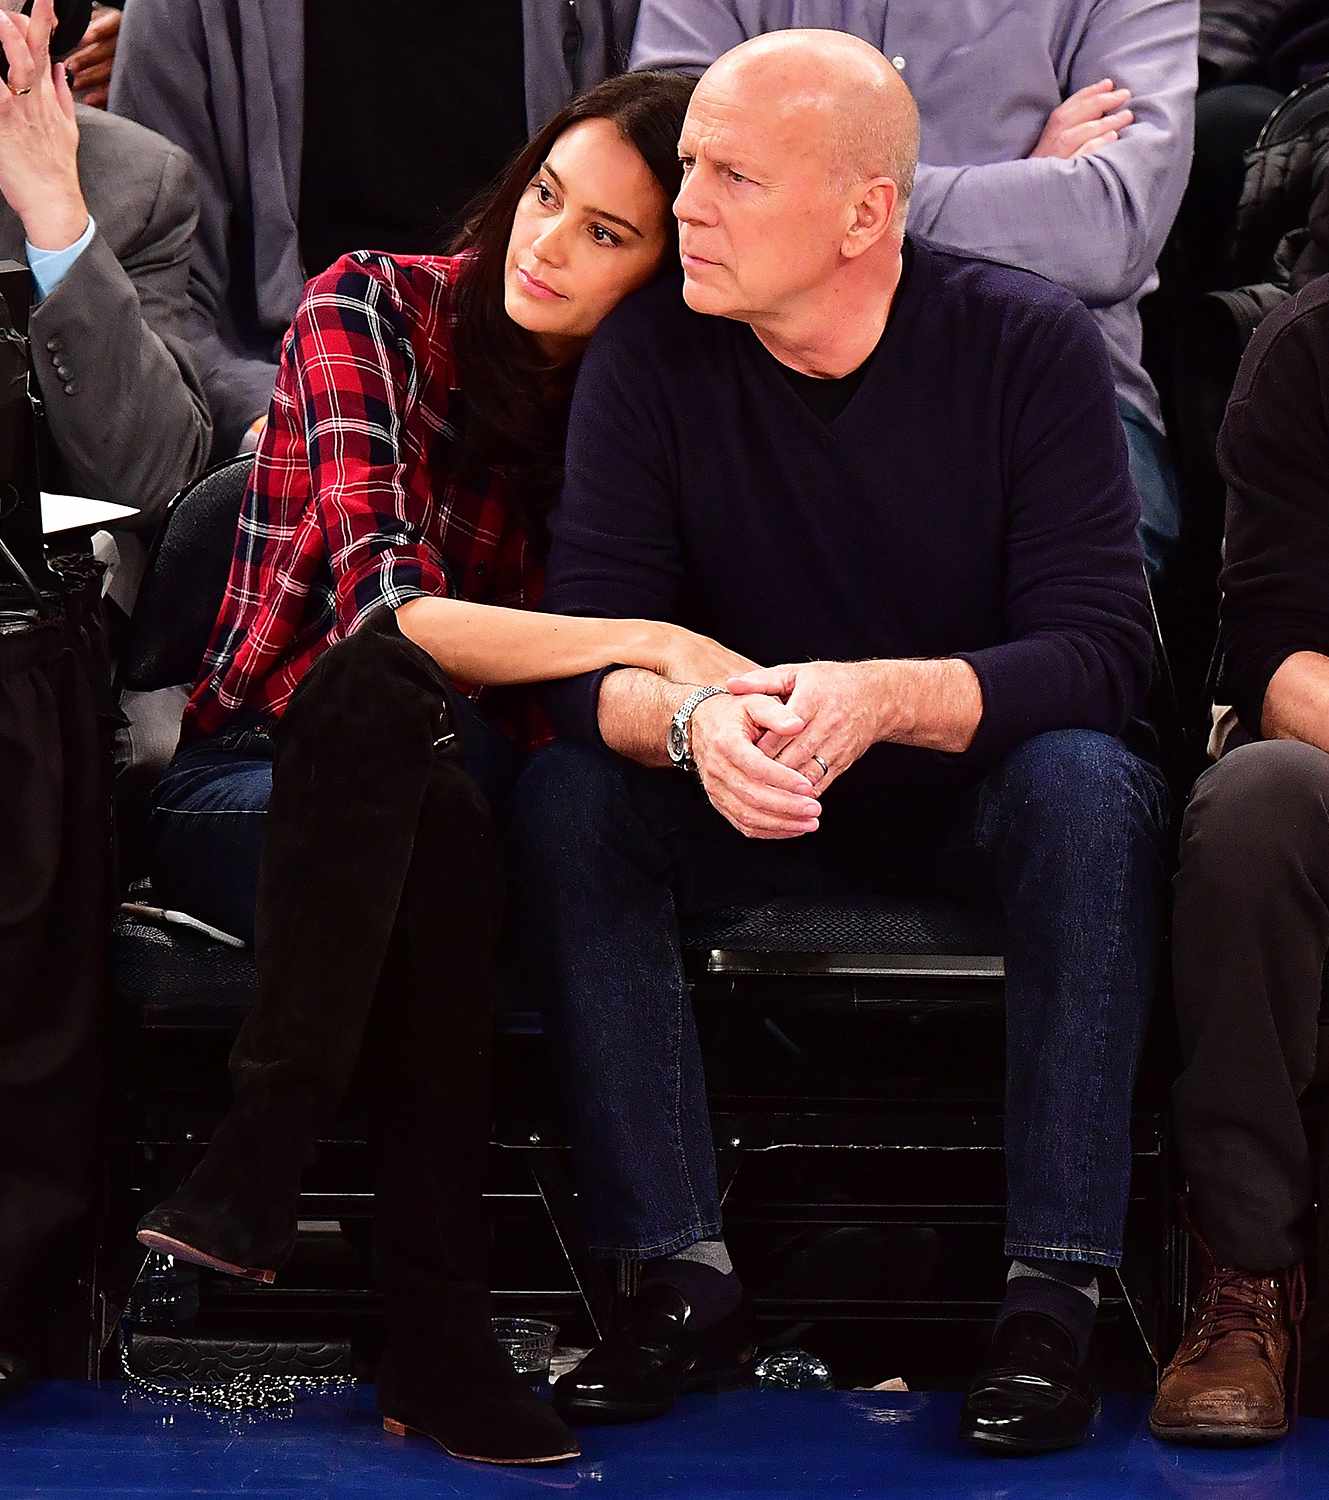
left=504, top=117, right=671, bottom=357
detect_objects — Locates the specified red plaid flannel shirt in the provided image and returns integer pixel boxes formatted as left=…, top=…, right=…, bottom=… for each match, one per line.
left=184, top=253, right=546, bottom=746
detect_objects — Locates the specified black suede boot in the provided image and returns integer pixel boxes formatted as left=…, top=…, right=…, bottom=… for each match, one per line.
left=370, top=743, right=578, bottom=1466
left=378, top=1282, right=578, bottom=1465
left=137, top=619, right=468, bottom=1280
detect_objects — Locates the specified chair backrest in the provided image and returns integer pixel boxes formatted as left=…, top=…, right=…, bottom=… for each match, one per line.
left=1255, top=71, right=1329, bottom=150
left=120, top=456, right=253, bottom=693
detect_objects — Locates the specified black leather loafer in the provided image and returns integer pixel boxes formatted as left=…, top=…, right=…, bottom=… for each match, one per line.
left=553, top=1284, right=757, bottom=1424
left=0, top=1350, right=30, bottom=1403
left=960, top=1312, right=1099, bottom=1454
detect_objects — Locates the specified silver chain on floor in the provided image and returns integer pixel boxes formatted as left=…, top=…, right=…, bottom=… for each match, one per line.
left=118, top=1335, right=356, bottom=1415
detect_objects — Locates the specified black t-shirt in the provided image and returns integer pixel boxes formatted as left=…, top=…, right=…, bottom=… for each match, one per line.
left=768, top=337, right=882, bottom=423
left=757, top=246, right=912, bottom=422
left=300, top=0, right=527, bottom=279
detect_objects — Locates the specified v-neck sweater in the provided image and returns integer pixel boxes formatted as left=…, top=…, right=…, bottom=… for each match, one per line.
left=543, top=238, right=1153, bottom=788
left=766, top=322, right=884, bottom=424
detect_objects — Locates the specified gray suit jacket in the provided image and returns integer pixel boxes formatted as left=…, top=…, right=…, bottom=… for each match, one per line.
left=110, top=0, right=641, bottom=456
left=0, top=107, right=211, bottom=529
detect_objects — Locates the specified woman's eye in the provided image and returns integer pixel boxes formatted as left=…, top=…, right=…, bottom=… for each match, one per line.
left=535, top=180, right=555, bottom=205
left=589, top=225, right=621, bottom=247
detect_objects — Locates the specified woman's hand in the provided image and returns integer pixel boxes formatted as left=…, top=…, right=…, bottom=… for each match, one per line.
left=656, top=623, right=758, bottom=686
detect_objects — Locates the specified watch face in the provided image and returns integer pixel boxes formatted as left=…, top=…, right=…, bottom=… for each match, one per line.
left=668, top=718, right=686, bottom=765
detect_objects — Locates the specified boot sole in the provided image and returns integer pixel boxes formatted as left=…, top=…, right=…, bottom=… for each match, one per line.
left=382, top=1417, right=580, bottom=1465
left=136, top=1228, right=277, bottom=1285
left=1149, top=1417, right=1288, bottom=1446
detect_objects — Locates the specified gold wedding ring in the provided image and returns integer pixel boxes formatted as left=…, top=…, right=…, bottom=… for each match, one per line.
left=6, top=84, right=32, bottom=96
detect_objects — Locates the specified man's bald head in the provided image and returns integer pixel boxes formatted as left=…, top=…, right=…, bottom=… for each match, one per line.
left=674, top=28, right=919, bottom=329
left=698, top=29, right=920, bottom=223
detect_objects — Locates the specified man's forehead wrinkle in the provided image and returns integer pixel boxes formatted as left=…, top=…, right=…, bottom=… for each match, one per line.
left=685, top=83, right=827, bottom=171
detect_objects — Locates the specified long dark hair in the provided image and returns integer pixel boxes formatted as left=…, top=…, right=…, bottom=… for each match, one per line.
left=448, top=70, right=695, bottom=519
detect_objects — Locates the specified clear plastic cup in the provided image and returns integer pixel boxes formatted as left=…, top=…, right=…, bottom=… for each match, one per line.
left=491, top=1317, right=558, bottom=1384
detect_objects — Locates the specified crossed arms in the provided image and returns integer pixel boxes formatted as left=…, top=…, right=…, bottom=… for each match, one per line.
left=630, top=0, right=1198, bottom=309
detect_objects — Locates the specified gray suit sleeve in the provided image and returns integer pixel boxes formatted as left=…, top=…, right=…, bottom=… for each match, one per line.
left=29, top=144, right=212, bottom=528
left=110, top=0, right=277, bottom=454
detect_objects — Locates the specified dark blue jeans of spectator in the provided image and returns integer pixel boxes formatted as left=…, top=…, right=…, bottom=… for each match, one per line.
left=513, top=729, right=1168, bottom=1271
left=1121, top=399, right=1183, bottom=589
left=150, top=681, right=519, bottom=945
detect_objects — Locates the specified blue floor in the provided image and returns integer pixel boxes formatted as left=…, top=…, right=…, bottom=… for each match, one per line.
left=3, top=1384, right=1325, bottom=1498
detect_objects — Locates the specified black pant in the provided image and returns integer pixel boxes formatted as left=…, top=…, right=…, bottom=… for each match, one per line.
left=1173, top=739, right=1329, bottom=1269
left=0, top=561, right=114, bottom=1356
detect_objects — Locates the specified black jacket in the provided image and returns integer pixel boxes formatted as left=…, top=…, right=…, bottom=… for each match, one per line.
left=1202, top=0, right=1329, bottom=91
left=1219, top=274, right=1329, bottom=736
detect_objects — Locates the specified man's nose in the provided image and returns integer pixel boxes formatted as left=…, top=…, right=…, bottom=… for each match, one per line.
left=674, top=168, right=714, bottom=226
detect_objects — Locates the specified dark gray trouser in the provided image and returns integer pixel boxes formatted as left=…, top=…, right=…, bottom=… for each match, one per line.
left=1173, top=739, right=1329, bottom=1271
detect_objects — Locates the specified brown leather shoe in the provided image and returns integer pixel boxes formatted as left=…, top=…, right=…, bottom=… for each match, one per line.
left=1151, top=1252, right=1306, bottom=1446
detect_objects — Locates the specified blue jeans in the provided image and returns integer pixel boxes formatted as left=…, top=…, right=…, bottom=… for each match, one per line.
left=151, top=691, right=520, bottom=946
left=1121, top=400, right=1182, bottom=589
left=513, top=729, right=1168, bottom=1270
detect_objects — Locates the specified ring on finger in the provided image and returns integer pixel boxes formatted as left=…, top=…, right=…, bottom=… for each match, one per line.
left=811, top=753, right=830, bottom=780
left=5, top=82, right=32, bottom=96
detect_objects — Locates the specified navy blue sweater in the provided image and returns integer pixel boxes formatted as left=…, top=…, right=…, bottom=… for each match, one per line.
left=543, top=239, right=1152, bottom=787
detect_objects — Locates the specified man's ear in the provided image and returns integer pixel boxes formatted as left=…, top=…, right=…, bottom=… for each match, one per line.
left=841, top=178, right=899, bottom=260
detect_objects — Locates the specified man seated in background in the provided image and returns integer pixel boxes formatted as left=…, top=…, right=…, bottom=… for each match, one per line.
left=630, top=0, right=1198, bottom=586
left=109, top=0, right=641, bottom=457
left=516, top=30, right=1168, bottom=1456
left=1152, top=272, right=1329, bottom=1447
left=0, top=0, right=208, bottom=1405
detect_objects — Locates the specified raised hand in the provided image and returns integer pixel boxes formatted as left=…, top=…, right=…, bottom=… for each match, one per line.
left=1030, top=78, right=1134, bottom=161
left=0, top=0, right=86, bottom=249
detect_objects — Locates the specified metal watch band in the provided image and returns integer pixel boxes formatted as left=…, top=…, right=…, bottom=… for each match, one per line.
left=670, top=685, right=728, bottom=773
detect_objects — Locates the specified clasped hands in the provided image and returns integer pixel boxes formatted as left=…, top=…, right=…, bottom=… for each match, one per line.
left=689, top=660, right=890, bottom=842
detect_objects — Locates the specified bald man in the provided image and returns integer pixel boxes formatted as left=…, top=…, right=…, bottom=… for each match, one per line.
left=516, top=32, right=1166, bottom=1452
left=631, top=0, right=1198, bottom=587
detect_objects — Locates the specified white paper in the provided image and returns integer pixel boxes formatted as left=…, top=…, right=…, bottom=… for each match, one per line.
left=41, top=491, right=139, bottom=535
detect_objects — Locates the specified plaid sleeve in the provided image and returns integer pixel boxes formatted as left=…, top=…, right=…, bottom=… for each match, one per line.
left=291, top=258, right=451, bottom=634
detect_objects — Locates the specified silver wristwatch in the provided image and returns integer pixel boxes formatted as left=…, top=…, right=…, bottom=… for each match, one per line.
left=667, top=686, right=727, bottom=774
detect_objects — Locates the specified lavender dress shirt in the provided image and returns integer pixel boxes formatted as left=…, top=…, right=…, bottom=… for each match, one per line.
left=630, top=0, right=1199, bottom=433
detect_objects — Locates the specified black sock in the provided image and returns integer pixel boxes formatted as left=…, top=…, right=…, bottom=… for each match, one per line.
left=640, top=1243, right=741, bottom=1329
left=997, top=1259, right=1099, bottom=1366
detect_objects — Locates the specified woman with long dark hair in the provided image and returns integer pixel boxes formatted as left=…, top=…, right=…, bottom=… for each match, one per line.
left=135, top=71, right=736, bottom=1467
